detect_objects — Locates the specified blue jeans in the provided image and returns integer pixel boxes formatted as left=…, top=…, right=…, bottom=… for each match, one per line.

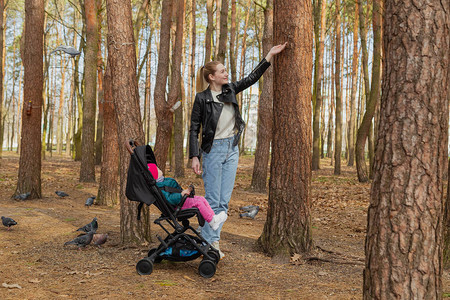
left=201, top=136, right=239, bottom=243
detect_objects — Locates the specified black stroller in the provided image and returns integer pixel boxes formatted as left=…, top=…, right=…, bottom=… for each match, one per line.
left=125, top=140, right=220, bottom=278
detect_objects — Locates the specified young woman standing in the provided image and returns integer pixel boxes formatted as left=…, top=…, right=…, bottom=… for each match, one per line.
left=189, top=43, right=287, bottom=258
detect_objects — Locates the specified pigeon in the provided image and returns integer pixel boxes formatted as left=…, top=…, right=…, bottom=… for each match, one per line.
left=14, top=192, right=31, bottom=200
left=55, top=191, right=69, bottom=197
left=64, top=231, right=95, bottom=249
left=92, top=233, right=108, bottom=247
left=76, top=217, right=98, bottom=233
left=239, top=205, right=259, bottom=212
left=239, top=206, right=260, bottom=219
left=50, top=45, right=82, bottom=57
left=85, top=196, right=96, bottom=207
left=2, top=216, right=17, bottom=230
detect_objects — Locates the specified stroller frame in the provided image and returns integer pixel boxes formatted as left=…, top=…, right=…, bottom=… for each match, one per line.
left=125, top=140, right=220, bottom=278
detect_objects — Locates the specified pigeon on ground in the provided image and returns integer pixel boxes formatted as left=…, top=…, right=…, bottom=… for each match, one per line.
left=239, top=206, right=260, bottom=219
left=64, top=231, right=95, bottom=249
left=85, top=196, right=96, bottom=207
left=2, top=216, right=17, bottom=230
left=76, top=217, right=98, bottom=233
left=50, top=45, right=82, bottom=57
left=14, top=192, right=31, bottom=200
left=92, top=233, right=108, bottom=247
left=239, top=205, right=259, bottom=212
left=55, top=191, right=69, bottom=197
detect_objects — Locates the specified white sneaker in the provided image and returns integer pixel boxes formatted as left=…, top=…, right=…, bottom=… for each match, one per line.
left=211, top=241, right=225, bottom=259
left=208, top=211, right=228, bottom=231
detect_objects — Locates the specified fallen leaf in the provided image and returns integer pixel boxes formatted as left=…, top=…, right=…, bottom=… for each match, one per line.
left=290, top=253, right=303, bottom=265
left=2, top=282, right=22, bottom=289
left=28, top=278, right=41, bottom=283
left=318, top=271, right=328, bottom=276
left=183, top=275, right=195, bottom=282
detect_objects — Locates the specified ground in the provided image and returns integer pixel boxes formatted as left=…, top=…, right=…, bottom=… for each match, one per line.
left=0, top=152, right=449, bottom=299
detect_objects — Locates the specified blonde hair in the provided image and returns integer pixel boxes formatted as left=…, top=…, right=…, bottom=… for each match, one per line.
left=196, top=61, right=221, bottom=92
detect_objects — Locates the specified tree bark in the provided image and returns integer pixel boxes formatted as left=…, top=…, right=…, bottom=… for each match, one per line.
left=355, top=0, right=382, bottom=182
left=346, top=0, right=358, bottom=167
left=259, top=0, right=313, bottom=257
left=0, top=0, right=4, bottom=159
left=311, top=0, right=326, bottom=170
left=204, top=0, right=213, bottom=64
left=250, top=0, right=272, bottom=193
left=56, top=56, right=66, bottom=155
left=445, top=160, right=450, bottom=268
left=216, top=0, right=228, bottom=63
left=95, top=0, right=104, bottom=165
left=80, top=0, right=98, bottom=182
left=106, top=0, right=150, bottom=244
left=363, top=0, right=449, bottom=297
left=229, top=0, right=236, bottom=82
left=333, top=0, right=342, bottom=175
left=97, top=61, right=119, bottom=207
left=15, top=0, right=44, bottom=198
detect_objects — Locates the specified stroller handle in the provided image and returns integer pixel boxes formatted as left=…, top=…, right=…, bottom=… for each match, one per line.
left=126, top=139, right=139, bottom=154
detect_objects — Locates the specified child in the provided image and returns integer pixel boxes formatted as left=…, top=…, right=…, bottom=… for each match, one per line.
left=148, top=163, right=227, bottom=231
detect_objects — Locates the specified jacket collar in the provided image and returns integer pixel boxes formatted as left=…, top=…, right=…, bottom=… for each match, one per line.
left=199, top=85, right=237, bottom=105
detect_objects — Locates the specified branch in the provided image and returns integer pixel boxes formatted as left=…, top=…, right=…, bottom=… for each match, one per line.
left=45, top=9, right=83, bottom=39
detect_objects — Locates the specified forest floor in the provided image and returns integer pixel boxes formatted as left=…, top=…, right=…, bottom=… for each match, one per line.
left=0, top=152, right=449, bottom=299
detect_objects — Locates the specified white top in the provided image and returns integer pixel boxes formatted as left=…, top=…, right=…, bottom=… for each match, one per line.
left=211, top=90, right=236, bottom=140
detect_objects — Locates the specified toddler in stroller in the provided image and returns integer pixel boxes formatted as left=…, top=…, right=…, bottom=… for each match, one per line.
left=126, top=141, right=222, bottom=278
left=147, top=163, right=227, bottom=231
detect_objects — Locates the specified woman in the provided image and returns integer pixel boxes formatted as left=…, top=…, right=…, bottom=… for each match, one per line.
left=189, top=43, right=287, bottom=258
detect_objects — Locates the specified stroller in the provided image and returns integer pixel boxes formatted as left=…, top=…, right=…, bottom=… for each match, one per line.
left=125, top=140, right=220, bottom=278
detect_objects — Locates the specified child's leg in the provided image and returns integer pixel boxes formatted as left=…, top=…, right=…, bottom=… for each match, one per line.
left=181, top=196, right=215, bottom=223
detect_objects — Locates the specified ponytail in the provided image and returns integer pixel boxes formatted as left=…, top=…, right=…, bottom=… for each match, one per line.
left=196, top=61, right=222, bottom=92
left=196, top=66, right=208, bottom=92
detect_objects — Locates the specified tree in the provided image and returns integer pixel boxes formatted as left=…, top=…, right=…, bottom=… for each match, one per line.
left=15, top=0, right=45, bottom=198
left=0, top=0, right=4, bottom=159
left=105, top=0, right=149, bottom=244
left=204, top=0, right=213, bottom=64
left=445, top=161, right=450, bottom=268
left=80, top=0, right=98, bottom=182
left=333, top=0, right=342, bottom=175
left=363, top=0, right=449, bottom=297
left=259, top=0, right=313, bottom=257
left=216, top=0, right=228, bottom=63
left=250, top=0, right=272, bottom=193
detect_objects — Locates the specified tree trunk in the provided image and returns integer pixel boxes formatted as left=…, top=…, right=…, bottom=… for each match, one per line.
left=106, top=0, right=150, bottom=244
left=250, top=0, right=272, bottom=193
left=355, top=0, right=382, bottom=182
left=0, top=0, right=4, bottom=159
left=153, top=0, right=173, bottom=170
left=333, top=0, right=342, bottom=175
left=80, top=0, right=98, bottom=182
left=311, top=0, right=326, bottom=170
left=95, top=0, right=104, bottom=165
left=216, top=0, right=228, bottom=63
left=204, top=0, right=213, bottom=64
left=229, top=0, right=236, bottom=82
left=346, top=0, right=358, bottom=167
left=15, top=0, right=44, bottom=198
left=363, top=0, right=449, bottom=297
left=97, top=61, right=119, bottom=207
left=56, top=56, right=66, bottom=155
left=445, top=160, right=450, bottom=268
left=259, top=0, right=313, bottom=257
left=186, top=0, right=196, bottom=168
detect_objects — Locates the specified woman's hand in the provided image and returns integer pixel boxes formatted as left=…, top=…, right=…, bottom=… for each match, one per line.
left=265, top=42, right=288, bottom=62
left=192, top=157, right=202, bottom=175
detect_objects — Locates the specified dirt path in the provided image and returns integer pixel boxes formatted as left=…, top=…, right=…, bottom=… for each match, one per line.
left=1, top=153, right=448, bottom=299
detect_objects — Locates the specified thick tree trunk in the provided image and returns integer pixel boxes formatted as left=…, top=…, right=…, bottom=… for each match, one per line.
left=229, top=0, right=236, bottom=82
left=204, top=0, right=213, bottom=64
left=445, top=160, right=450, bottom=268
left=80, top=0, right=98, bottom=182
left=97, top=62, right=119, bottom=207
left=186, top=0, right=196, bottom=168
left=363, top=0, right=449, bottom=297
left=355, top=0, right=382, bottom=182
left=333, top=0, right=342, bottom=175
left=260, top=0, right=313, bottom=257
left=311, top=0, right=326, bottom=170
left=15, top=0, right=44, bottom=198
left=347, top=1, right=358, bottom=167
left=95, top=0, right=104, bottom=165
left=216, top=0, right=228, bottom=63
left=153, top=0, right=173, bottom=170
left=250, top=0, right=272, bottom=193
left=106, top=0, right=150, bottom=244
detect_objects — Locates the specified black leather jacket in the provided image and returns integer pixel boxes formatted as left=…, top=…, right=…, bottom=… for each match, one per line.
left=189, top=58, right=271, bottom=158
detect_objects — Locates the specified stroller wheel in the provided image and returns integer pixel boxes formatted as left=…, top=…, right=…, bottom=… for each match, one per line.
left=136, top=258, right=153, bottom=275
left=198, top=260, right=216, bottom=278
left=207, top=250, right=220, bottom=264
left=148, top=248, right=163, bottom=263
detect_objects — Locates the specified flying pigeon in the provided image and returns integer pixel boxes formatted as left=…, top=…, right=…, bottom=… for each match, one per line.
left=64, top=231, right=95, bottom=249
left=2, top=216, right=17, bottom=230
left=50, top=45, right=82, bottom=57
left=92, top=233, right=108, bottom=247
left=85, top=196, right=96, bottom=207
left=14, top=192, right=31, bottom=201
left=76, top=217, right=98, bottom=233
left=239, top=206, right=260, bottom=219
left=55, top=191, right=69, bottom=197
